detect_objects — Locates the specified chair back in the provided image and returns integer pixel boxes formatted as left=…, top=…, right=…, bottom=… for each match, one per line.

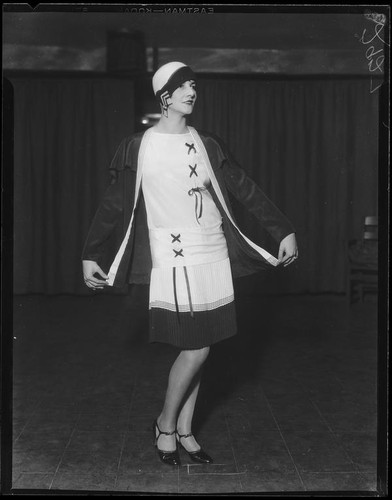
left=363, top=216, right=378, bottom=241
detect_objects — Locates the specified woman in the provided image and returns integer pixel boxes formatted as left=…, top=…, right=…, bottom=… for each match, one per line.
left=82, top=61, right=298, bottom=467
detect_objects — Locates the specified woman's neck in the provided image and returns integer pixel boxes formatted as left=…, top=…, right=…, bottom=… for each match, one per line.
left=154, top=114, right=188, bottom=135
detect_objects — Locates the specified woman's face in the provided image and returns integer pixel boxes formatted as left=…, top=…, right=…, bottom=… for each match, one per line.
left=168, top=80, right=197, bottom=116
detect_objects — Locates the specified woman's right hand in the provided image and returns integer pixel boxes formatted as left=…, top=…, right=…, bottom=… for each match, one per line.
left=82, top=260, right=109, bottom=290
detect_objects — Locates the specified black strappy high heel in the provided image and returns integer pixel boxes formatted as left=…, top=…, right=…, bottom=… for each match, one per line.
left=176, top=430, right=213, bottom=464
left=152, top=419, right=181, bottom=466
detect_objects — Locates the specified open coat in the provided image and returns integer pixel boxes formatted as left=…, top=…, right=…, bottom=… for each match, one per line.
left=82, top=127, right=295, bottom=288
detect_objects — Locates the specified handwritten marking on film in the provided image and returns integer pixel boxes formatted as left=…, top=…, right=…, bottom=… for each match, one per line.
left=358, top=12, right=388, bottom=93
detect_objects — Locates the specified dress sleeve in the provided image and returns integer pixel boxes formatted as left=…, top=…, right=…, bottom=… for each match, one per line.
left=218, top=139, right=295, bottom=243
left=81, top=139, right=128, bottom=262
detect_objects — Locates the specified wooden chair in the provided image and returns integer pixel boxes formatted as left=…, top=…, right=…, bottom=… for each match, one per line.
left=347, top=216, right=378, bottom=303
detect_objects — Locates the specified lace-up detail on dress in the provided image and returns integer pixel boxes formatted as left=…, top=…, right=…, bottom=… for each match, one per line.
left=141, top=129, right=236, bottom=349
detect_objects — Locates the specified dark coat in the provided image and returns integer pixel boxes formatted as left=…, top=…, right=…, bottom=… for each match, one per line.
left=82, top=129, right=295, bottom=287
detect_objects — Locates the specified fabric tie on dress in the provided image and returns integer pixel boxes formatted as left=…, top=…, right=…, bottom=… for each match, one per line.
left=172, top=266, right=194, bottom=321
left=188, top=187, right=207, bottom=225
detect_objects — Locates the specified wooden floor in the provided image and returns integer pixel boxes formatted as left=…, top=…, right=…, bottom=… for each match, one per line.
left=7, top=289, right=379, bottom=494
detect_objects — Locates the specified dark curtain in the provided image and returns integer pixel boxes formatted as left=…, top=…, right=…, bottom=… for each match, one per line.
left=12, top=77, right=135, bottom=294
left=12, top=75, right=378, bottom=295
left=190, top=78, right=379, bottom=293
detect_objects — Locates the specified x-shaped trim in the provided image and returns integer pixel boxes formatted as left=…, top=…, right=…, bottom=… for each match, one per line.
left=189, top=164, right=198, bottom=177
left=171, top=233, right=181, bottom=243
left=173, top=249, right=184, bottom=258
left=185, top=142, right=196, bottom=155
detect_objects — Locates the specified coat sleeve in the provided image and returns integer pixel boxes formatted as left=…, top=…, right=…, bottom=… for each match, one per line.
left=81, top=139, right=128, bottom=262
left=217, top=139, right=295, bottom=244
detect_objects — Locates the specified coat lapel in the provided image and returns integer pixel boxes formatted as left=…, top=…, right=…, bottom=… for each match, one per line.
left=107, top=128, right=152, bottom=285
left=188, top=127, right=278, bottom=266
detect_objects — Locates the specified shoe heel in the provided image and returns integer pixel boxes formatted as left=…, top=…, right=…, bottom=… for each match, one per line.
left=153, top=419, right=181, bottom=466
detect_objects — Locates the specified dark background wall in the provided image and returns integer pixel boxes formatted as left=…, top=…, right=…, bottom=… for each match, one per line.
left=3, top=11, right=369, bottom=50
left=3, top=10, right=387, bottom=73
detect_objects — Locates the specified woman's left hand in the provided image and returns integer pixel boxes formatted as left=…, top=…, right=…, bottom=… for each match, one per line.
left=278, top=233, right=298, bottom=267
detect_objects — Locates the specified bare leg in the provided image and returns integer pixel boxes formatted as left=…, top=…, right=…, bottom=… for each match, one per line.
left=176, top=371, right=203, bottom=452
left=156, top=346, right=210, bottom=452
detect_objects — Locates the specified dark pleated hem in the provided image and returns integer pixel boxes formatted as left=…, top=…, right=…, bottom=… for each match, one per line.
left=149, top=301, right=237, bottom=349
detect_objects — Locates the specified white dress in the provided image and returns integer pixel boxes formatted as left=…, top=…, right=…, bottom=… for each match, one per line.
left=141, top=129, right=237, bottom=348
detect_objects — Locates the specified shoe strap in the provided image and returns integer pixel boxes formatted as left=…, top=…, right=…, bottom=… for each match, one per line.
left=176, top=430, right=194, bottom=440
left=155, top=420, right=175, bottom=437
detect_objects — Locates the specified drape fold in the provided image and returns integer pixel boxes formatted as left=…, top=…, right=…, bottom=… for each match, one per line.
left=12, top=76, right=378, bottom=294
left=12, top=78, right=135, bottom=294
left=190, top=78, right=378, bottom=293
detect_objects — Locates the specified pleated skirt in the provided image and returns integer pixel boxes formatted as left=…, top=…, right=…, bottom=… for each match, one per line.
left=149, top=258, right=237, bottom=349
